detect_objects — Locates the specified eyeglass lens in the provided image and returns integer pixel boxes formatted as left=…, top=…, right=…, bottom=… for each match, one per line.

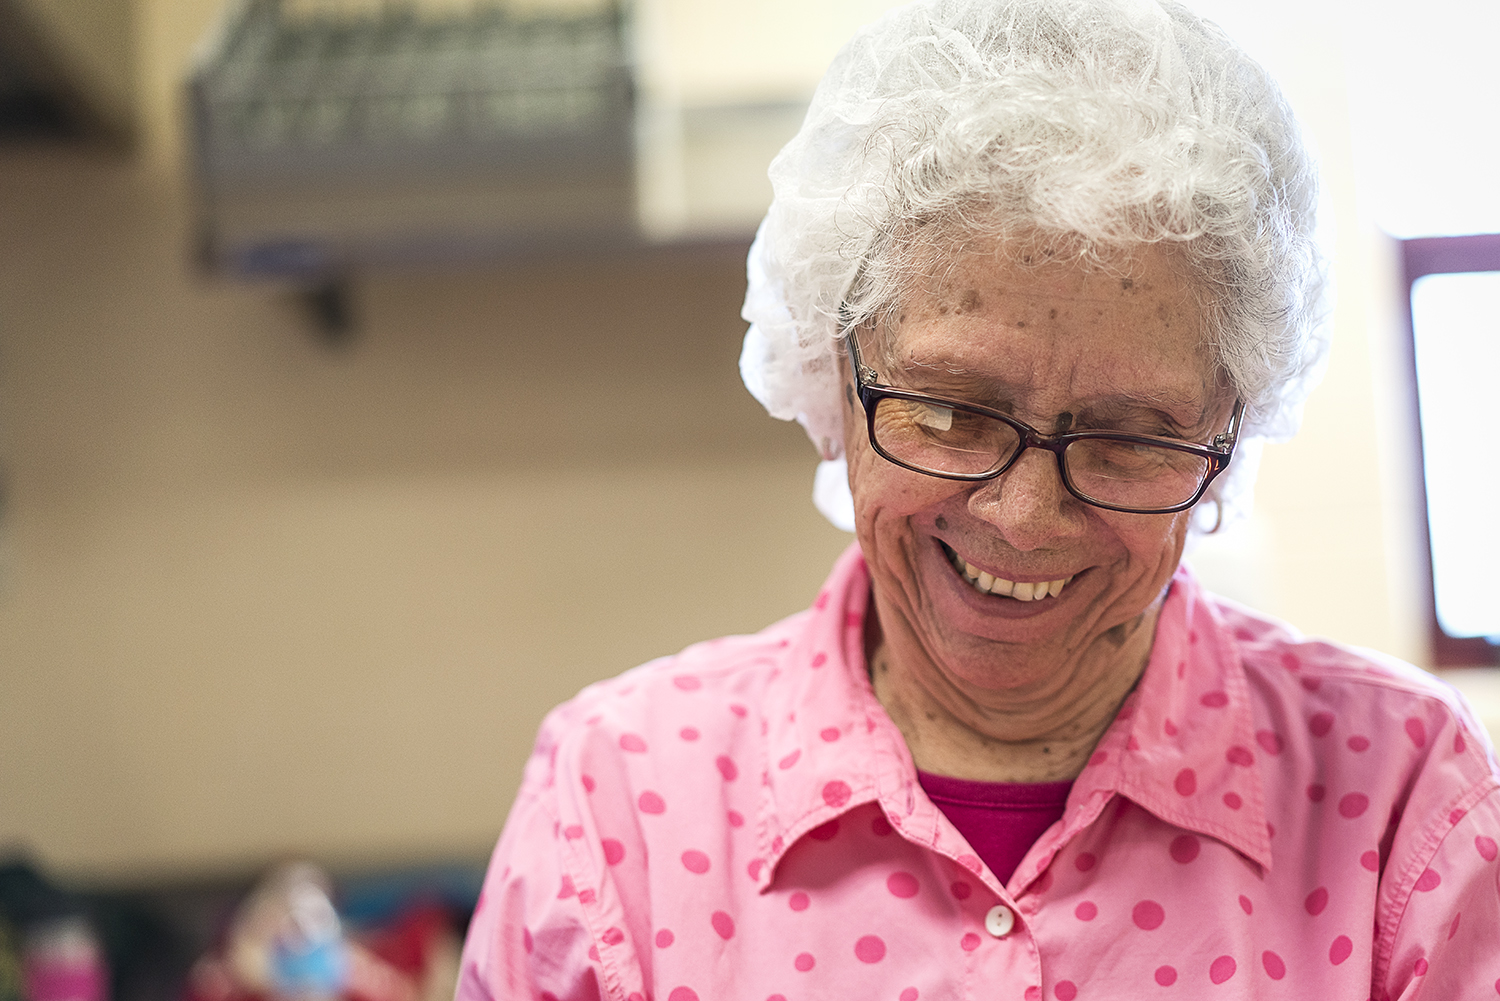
left=871, top=397, right=1213, bottom=510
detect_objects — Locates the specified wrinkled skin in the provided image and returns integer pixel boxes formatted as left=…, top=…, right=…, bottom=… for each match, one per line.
left=845, top=239, right=1236, bottom=782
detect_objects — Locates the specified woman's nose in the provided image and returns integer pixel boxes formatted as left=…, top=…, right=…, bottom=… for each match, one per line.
left=967, top=446, right=1087, bottom=551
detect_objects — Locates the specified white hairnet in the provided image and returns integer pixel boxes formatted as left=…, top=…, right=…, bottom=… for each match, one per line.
left=739, top=0, right=1329, bottom=534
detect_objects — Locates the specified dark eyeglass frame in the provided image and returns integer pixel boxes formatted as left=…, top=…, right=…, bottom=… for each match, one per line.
left=844, top=333, right=1242, bottom=515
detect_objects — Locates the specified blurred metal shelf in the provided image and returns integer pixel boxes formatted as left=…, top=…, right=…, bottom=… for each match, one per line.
left=189, top=0, right=636, bottom=277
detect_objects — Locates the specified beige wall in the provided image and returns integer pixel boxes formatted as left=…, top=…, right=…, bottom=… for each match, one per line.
left=0, top=147, right=852, bottom=879
left=0, top=0, right=1488, bottom=882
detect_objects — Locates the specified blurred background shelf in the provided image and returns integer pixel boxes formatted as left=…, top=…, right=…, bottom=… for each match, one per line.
left=189, top=0, right=642, bottom=276
left=185, top=0, right=818, bottom=279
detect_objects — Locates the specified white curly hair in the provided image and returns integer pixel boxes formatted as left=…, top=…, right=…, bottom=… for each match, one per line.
left=740, top=0, right=1328, bottom=532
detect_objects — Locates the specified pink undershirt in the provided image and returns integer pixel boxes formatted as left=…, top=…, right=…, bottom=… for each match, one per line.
left=917, top=771, right=1073, bottom=884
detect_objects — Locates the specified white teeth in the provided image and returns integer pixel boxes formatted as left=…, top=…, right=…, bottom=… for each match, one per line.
left=949, top=548, right=1072, bottom=601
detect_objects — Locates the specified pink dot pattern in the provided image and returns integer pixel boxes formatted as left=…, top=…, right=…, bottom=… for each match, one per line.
left=808, top=819, right=839, bottom=841
left=458, top=549, right=1500, bottom=1001
left=1338, top=793, right=1369, bottom=818
left=1132, top=901, right=1165, bottom=930
left=887, top=872, right=919, bottom=898
left=853, top=935, right=885, bottom=963
left=1169, top=835, right=1199, bottom=864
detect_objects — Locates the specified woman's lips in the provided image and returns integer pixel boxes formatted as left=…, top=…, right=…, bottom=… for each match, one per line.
left=940, top=542, right=1074, bottom=600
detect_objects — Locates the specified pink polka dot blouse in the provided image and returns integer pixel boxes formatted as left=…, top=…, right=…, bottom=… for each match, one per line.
left=457, top=545, right=1500, bottom=1000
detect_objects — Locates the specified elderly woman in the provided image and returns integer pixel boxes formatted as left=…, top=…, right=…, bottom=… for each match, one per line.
left=457, top=0, right=1500, bottom=997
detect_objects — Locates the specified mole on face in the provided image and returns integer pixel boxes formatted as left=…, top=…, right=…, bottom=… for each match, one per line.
left=958, top=289, right=982, bottom=314
left=935, top=516, right=948, bottom=530
left=1120, top=278, right=1135, bottom=290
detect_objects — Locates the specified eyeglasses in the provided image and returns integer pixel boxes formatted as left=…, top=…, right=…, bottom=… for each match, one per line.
left=844, top=333, right=1241, bottom=514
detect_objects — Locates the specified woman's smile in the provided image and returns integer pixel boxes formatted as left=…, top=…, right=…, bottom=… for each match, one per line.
left=938, top=539, right=1075, bottom=601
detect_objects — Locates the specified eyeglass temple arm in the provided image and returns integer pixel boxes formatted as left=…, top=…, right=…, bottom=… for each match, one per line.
left=844, top=331, right=880, bottom=386
left=1212, top=399, right=1244, bottom=451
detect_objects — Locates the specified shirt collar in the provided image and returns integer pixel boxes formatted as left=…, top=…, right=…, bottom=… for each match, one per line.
left=752, top=547, right=1271, bottom=893
left=1032, top=564, right=1273, bottom=876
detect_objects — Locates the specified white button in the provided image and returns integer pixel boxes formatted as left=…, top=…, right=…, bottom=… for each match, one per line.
left=984, top=904, right=1015, bottom=938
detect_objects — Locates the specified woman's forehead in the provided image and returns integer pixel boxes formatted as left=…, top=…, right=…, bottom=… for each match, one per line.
left=879, top=245, right=1223, bottom=423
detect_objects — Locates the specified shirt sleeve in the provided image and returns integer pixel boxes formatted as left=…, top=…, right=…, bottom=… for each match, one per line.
left=456, top=718, right=608, bottom=1001
left=1379, top=783, right=1500, bottom=999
